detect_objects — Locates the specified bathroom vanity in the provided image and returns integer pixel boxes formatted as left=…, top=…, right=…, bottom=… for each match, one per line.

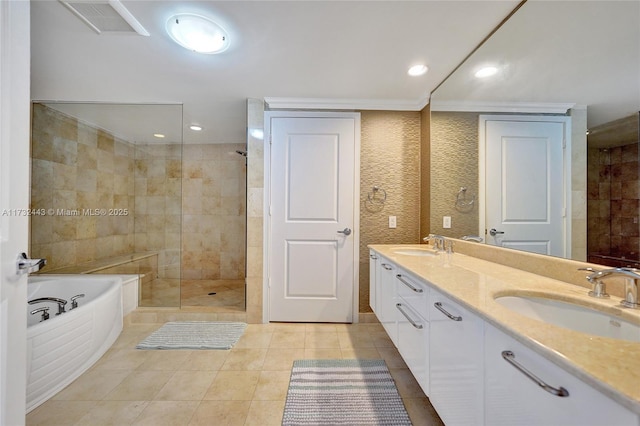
left=369, top=244, right=640, bottom=426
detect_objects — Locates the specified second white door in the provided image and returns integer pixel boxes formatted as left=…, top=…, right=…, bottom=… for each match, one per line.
left=268, top=114, right=358, bottom=322
left=481, top=116, right=569, bottom=257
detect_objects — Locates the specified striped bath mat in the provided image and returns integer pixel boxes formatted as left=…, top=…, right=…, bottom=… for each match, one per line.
left=136, top=321, right=246, bottom=350
left=282, top=359, right=412, bottom=425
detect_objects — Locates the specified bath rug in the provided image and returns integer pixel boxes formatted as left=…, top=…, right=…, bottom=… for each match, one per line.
left=282, top=359, right=412, bottom=425
left=135, top=321, right=247, bottom=350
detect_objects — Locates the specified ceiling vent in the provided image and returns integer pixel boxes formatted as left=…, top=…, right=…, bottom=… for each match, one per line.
left=59, top=0, right=149, bottom=36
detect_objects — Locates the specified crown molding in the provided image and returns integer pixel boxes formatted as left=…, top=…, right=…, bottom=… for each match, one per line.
left=429, top=100, right=576, bottom=114
left=264, top=96, right=430, bottom=112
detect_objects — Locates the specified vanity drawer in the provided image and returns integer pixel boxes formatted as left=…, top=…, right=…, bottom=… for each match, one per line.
left=395, top=268, right=429, bottom=319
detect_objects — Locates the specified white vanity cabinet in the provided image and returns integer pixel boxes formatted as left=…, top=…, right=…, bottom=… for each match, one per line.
left=395, top=269, right=430, bottom=394
left=429, top=287, right=484, bottom=426
left=485, top=324, right=639, bottom=426
left=368, top=250, right=378, bottom=313
left=376, top=256, right=398, bottom=346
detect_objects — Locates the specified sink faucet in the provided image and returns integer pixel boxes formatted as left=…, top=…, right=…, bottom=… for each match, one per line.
left=424, top=234, right=446, bottom=252
left=580, top=267, right=640, bottom=309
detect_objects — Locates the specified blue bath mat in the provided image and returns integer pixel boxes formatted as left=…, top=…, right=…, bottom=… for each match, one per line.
left=136, top=321, right=247, bottom=350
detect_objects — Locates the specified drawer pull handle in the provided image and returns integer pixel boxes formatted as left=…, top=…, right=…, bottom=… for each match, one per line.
left=501, top=350, right=569, bottom=397
left=396, top=274, right=423, bottom=293
left=396, top=303, right=423, bottom=329
left=434, top=302, right=462, bottom=321
left=382, top=263, right=393, bottom=271
left=370, top=254, right=378, bottom=260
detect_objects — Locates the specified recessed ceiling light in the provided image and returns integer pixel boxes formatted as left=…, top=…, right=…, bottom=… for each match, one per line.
left=153, top=133, right=165, bottom=138
left=408, top=64, right=428, bottom=76
left=166, top=13, right=230, bottom=54
left=189, top=125, right=202, bottom=131
left=475, top=66, right=498, bottom=78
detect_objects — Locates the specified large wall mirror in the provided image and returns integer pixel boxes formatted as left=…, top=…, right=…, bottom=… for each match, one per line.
left=429, top=0, right=640, bottom=267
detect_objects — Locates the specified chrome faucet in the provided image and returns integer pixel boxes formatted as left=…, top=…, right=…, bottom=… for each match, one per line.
left=580, top=267, right=640, bottom=309
left=424, top=234, right=446, bottom=252
left=28, top=297, right=68, bottom=315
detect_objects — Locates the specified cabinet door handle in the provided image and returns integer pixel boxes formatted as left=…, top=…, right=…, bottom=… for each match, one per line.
left=396, top=303, right=423, bottom=329
left=434, top=302, right=462, bottom=321
left=370, top=254, right=378, bottom=260
left=382, top=263, right=393, bottom=271
left=501, top=350, right=569, bottom=397
left=396, top=274, right=423, bottom=293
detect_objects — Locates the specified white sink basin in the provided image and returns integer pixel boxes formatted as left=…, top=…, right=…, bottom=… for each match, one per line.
left=391, top=248, right=437, bottom=257
left=495, top=295, right=640, bottom=342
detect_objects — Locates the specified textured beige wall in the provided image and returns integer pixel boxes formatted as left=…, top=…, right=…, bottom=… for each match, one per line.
left=359, top=111, right=421, bottom=312
left=420, top=105, right=431, bottom=239
left=31, top=104, right=135, bottom=269
left=430, top=111, right=479, bottom=239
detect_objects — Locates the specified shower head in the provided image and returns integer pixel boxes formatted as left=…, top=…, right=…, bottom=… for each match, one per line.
left=235, top=150, right=247, bottom=157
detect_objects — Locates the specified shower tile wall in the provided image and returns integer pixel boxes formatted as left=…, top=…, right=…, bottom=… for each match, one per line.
left=587, top=143, right=640, bottom=265
left=30, top=104, right=135, bottom=269
left=181, top=144, right=246, bottom=281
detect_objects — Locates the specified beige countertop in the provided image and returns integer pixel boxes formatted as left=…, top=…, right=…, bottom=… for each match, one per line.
left=369, top=244, right=640, bottom=414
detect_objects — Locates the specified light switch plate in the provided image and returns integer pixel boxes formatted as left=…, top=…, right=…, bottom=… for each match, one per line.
left=443, top=216, right=451, bottom=228
left=389, top=216, right=397, bottom=228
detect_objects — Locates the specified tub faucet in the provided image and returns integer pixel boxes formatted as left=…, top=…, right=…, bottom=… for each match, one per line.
left=580, top=267, right=640, bottom=309
left=28, top=297, right=68, bottom=315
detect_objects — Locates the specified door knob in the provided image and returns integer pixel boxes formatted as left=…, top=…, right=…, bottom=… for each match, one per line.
left=489, top=228, right=505, bottom=236
left=337, top=228, right=352, bottom=236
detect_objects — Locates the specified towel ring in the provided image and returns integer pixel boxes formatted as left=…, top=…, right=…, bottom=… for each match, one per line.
left=367, top=186, right=386, bottom=205
left=455, top=187, right=475, bottom=209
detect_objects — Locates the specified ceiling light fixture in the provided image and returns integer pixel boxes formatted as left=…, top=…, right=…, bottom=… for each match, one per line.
left=153, top=133, right=165, bottom=138
left=189, top=125, right=203, bottom=131
left=166, top=13, right=230, bottom=54
left=475, top=66, right=498, bottom=78
left=408, top=64, right=428, bottom=76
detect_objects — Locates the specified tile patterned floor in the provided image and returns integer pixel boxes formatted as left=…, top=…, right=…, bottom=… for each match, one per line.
left=26, top=322, right=444, bottom=426
left=139, top=279, right=245, bottom=311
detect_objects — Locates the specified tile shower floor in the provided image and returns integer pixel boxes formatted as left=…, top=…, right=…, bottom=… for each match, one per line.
left=140, top=279, right=245, bottom=311
left=26, top=322, right=444, bottom=426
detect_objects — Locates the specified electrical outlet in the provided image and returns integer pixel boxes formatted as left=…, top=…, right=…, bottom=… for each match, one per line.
left=389, top=216, right=397, bottom=229
left=443, top=216, right=451, bottom=228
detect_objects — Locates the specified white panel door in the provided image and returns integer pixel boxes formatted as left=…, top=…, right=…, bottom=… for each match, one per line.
left=0, top=1, right=30, bottom=423
left=482, top=116, right=568, bottom=257
left=269, top=115, right=357, bottom=322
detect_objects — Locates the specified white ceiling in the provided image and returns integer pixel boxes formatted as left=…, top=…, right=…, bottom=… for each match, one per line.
left=31, top=0, right=520, bottom=144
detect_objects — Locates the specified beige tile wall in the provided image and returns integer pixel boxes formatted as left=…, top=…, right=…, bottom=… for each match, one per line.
left=31, top=104, right=135, bottom=270
left=180, top=143, right=246, bottom=280
left=359, top=111, right=422, bottom=312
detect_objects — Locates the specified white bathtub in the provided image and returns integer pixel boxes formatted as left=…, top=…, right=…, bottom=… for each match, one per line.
left=26, top=275, right=123, bottom=413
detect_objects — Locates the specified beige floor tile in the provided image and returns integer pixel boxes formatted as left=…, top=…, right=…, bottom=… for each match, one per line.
left=154, top=370, right=217, bottom=401
left=75, top=400, right=149, bottom=426
left=203, top=370, right=260, bottom=400
left=136, top=350, right=193, bottom=370
left=389, top=368, right=427, bottom=398
left=262, top=348, right=304, bottom=371
left=371, top=330, right=395, bottom=347
left=266, top=322, right=307, bottom=332
left=220, top=348, right=267, bottom=370
left=377, top=345, right=409, bottom=368
left=92, top=348, right=149, bottom=370
left=337, top=330, right=376, bottom=349
left=305, top=323, right=338, bottom=332
left=403, top=397, right=445, bottom=426
left=268, top=330, right=306, bottom=348
left=340, top=347, right=381, bottom=359
left=179, top=350, right=230, bottom=371
left=303, top=347, right=343, bottom=359
left=304, top=331, right=340, bottom=348
left=104, top=370, right=174, bottom=401
left=244, top=400, right=285, bottom=426
left=253, top=371, right=292, bottom=401
left=26, top=400, right=97, bottom=426
left=52, top=369, right=130, bottom=401
left=233, top=331, right=273, bottom=348
left=188, top=400, right=250, bottom=426
left=131, top=401, right=199, bottom=426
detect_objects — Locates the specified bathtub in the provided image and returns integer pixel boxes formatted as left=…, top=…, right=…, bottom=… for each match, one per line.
left=26, top=275, right=123, bottom=413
